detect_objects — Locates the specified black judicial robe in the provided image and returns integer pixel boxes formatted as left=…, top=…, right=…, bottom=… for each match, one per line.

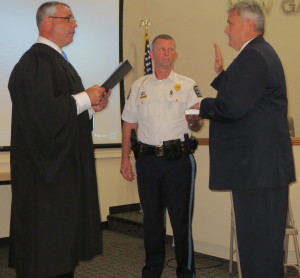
left=8, top=43, right=102, bottom=278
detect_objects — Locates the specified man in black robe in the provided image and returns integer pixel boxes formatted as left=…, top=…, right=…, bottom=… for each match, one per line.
left=8, top=2, right=110, bottom=277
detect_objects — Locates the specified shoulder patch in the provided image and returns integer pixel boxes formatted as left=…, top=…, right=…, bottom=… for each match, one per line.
left=194, top=85, right=202, bottom=97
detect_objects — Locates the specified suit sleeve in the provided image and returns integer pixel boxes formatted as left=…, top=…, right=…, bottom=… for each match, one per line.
left=200, top=49, right=268, bottom=122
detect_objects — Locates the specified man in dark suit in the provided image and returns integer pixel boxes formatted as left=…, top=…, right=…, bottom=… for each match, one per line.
left=189, top=1, right=295, bottom=277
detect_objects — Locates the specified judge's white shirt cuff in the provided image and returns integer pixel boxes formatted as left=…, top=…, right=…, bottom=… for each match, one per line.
left=72, top=92, right=92, bottom=116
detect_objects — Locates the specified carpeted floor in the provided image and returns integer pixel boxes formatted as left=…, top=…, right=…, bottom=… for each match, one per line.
left=0, top=229, right=298, bottom=278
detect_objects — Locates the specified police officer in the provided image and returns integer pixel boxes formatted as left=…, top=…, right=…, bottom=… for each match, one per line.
left=120, top=34, right=202, bottom=278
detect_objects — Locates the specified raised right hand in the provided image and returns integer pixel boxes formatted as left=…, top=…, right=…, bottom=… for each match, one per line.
left=214, top=43, right=224, bottom=74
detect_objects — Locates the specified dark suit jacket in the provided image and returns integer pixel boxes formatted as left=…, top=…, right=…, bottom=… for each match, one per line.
left=200, top=36, right=295, bottom=190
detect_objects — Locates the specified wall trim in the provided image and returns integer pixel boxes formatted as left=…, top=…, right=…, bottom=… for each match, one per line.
left=1, top=137, right=299, bottom=168
left=109, top=203, right=140, bottom=215
left=197, top=137, right=300, bottom=146
left=94, top=148, right=121, bottom=159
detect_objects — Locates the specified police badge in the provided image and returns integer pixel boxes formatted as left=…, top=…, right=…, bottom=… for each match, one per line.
left=174, top=84, right=181, bottom=91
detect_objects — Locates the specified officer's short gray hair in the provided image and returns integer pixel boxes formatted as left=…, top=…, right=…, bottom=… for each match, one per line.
left=36, top=1, right=70, bottom=27
left=151, top=34, right=175, bottom=50
left=229, top=0, right=265, bottom=35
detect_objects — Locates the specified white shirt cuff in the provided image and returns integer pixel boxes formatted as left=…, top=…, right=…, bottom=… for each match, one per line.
left=88, top=108, right=95, bottom=119
left=72, top=92, right=91, bottom=115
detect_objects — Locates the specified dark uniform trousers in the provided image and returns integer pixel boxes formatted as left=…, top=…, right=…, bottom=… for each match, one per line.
left=232, top=187, right=288, bottom=278
left=136, top=153, right=196, bottom=278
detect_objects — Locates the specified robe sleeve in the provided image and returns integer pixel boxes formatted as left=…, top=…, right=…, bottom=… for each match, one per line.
left=9, top=49, right=80, bottom=184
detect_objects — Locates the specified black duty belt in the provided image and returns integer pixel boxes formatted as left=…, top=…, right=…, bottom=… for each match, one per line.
left=139, top=143, right=188, bottom=157
left=131, top=133, right=198, bottom=160
left=140, top=144, right=164, bottom=156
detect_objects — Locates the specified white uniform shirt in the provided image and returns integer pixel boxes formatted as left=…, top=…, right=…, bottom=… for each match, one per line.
left=122, top=71, right=202, bottom=145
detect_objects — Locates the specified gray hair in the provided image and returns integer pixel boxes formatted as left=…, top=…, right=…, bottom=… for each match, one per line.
left=36, top=1, right=70, bottom=27
left=151, top=34, right=175, bottom=50
left=229, top=0, right=265, bottom=34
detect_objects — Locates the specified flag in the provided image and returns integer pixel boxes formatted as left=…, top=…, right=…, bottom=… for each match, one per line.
left=144, top=34, right=153, bottom=75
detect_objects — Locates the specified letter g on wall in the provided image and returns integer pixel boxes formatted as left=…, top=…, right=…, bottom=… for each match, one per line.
left=282, top=0, right=300, bottom=14
left=228, top=0, right=300, bottom=15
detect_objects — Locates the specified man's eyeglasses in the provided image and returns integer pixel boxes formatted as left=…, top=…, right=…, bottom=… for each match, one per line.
left=48, top=16, right=77, bottom=23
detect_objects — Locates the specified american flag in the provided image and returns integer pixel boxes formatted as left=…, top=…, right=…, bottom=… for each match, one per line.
left=144, top=34, right=153, bottom=75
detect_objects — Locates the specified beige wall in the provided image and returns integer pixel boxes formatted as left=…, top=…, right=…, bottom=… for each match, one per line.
left=94, top=150, right=140, bottom=218
left=123, top=0, right=300, bottom=137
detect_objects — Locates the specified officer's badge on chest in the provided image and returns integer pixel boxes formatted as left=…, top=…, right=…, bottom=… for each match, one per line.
left=169, top=83, right=182, bottom=102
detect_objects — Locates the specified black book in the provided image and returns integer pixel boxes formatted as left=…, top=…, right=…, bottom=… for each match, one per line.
left=101, top=60, right=133, bottom=91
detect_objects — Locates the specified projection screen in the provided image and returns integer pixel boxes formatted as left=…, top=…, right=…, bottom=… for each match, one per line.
left=0, top=0, right=124, bottom=149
